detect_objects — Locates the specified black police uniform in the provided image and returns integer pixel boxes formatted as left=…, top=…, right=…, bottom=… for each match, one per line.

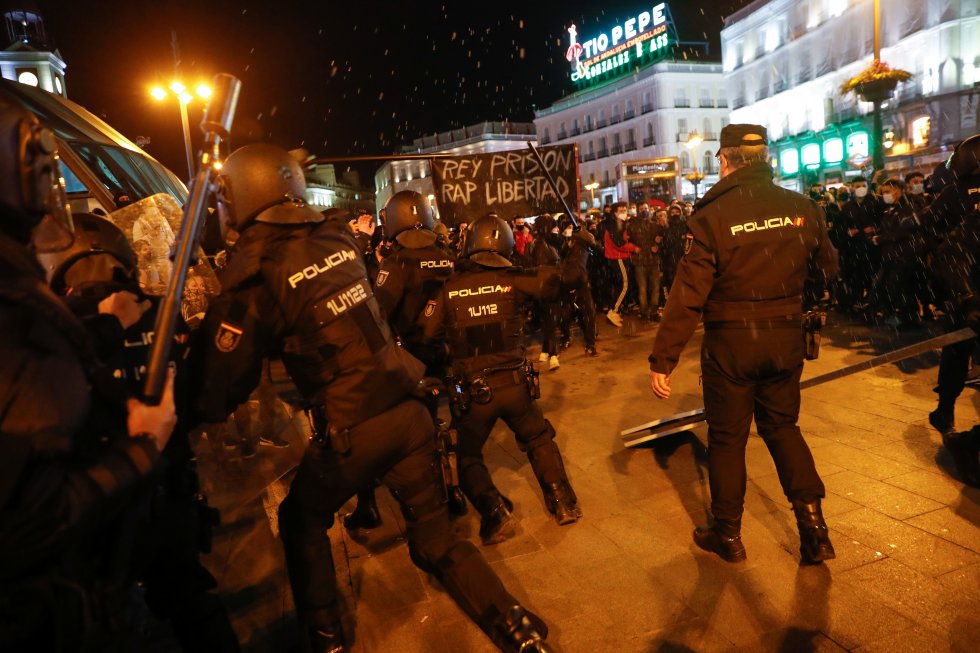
left=421, top=258, right=580, bottom=537
left=917, top=170, right=980, bottom=433
left=0, top=229, right=164, bottom=649
left=193, top=218, right=537, bottom=649
left=648, top=145, right=838, bottom=560
left=374, top=241, right=455, bottom=373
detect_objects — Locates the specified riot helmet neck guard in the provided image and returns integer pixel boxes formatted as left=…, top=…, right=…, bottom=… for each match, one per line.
left=464, top=214, right=515, bottom=268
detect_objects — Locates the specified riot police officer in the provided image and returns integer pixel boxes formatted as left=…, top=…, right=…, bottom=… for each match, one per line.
left=0, top=100, right=177, bottom=648
left=191, top=143, right=551, bottom=653
left=648, top=124, right=839, bottom=565
left=421, top=214, right=582, bottom=546
left=37, top=213, right=240, bottom=652
left=918, top=135, right=980, bottom=464
left=343, top=189, right=460, bottom=530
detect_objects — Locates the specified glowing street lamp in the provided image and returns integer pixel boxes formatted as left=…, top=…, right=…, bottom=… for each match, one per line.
left=150, top=81, right=213, bottom=180
left=686, top=130, right=704, bottom=200
left=585, top=181, right=600, bottom=207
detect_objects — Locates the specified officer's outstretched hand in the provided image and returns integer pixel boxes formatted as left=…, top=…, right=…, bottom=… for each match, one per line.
left=127, top=368, right=177, bottom=451
left=650, top=371, right=671, bottom=399
left=99, top=290, right=151, bottom=329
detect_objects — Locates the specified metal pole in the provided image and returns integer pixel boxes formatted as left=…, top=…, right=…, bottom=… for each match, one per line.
left=311, top=152, right=457, bottom=164
left=179, top=99, right=194, bottom=181
left=872, top=99, right=885, bottom=172
left=873, top=0, right=881, bottom=61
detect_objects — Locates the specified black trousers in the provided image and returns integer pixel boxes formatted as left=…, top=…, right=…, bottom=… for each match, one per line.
left=560, top=270, right=597, bottom=348
left=277, top=399, right=516, bottom=632
left=453, top=372, right=568, bottom=515
left=938, top=335, right=978, bottom=410
left=701, top=326, right=825, bottom=523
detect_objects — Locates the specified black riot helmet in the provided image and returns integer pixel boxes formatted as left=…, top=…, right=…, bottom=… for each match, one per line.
left=382, top=189, right=436, bottom=248
left=947, top=134, right=980, bottom=179
left=464, top=213, right=515, bottom=268
left=0, top=98, right=73, bottom=252
left=214, top=142, right=322, bottom=231
left=36, top=212, right=138, bottom=296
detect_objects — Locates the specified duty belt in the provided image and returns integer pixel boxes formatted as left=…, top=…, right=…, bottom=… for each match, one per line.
left=703, top=296, right=802, bottom=326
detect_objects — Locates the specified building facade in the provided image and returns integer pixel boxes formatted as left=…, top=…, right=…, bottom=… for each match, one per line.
left=722, top=0, right=980, bottom=189
left=374, top=120, right=537, bottom=217
left=534, top=60, right=728, bottom=208
left=0, top=5, right=66, bottom=97
left=304, top=163, right=376, bottom=215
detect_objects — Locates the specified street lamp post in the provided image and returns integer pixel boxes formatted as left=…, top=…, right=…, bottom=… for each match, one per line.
left=585, top=181, right=599, bottom=208
left=686, top=130, right=704, bottom=200
left=150, top=81, right=212, bottom=181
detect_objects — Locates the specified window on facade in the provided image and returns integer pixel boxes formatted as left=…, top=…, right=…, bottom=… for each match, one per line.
left=646, top=123, right=654, bottom=139
left=599, top=136, right=607, bottom=151
left=678, top=118, right=688, bottom=135
left=627, top=128, right=635, bottom=145
left=680, top=151, right=690, bottom=170
left=625, top=99, right=634, bottom=115
left=704, top=151, right=714, bottom=172
left=613, top=133, right=621, bottom=147
left=588, top=140, right=594, bottom=154
left=572, top=118, right=579, bottom=131
left=586, top=114, right=593, bottom=129
left=703, top=118, right=712, bottom=136
left=543, top=127, right=550, bottom=142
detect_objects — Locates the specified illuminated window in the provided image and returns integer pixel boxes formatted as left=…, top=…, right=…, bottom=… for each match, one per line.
left=828, top=0, right=848, bottom=18
left=823, top=138, right=844, bottom=164
left=54, top=76, right=63, bottom=95
left=781, top=148, right=799, bottom=175
left=801, top=143, right=821, bottom=169
left=765, top=26, right=780, bottom=53
left=846, top=132, right=869, bottom=158
left=912, top=116, right=931, bottom=147
left=17, top=70, right=38, bottom=86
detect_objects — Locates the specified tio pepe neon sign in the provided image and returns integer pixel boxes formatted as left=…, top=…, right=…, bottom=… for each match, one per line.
left=566, top=3, right=671, bottom=84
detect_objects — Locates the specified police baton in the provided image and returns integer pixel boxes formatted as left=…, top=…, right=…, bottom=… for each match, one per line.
left=143, top=73, right=241, bottom=403
left=525, top=140, right=578, bottom=229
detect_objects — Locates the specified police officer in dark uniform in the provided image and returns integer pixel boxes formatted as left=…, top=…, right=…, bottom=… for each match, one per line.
left=37, top=213, right=240, bottom=652
left=0, top=100, right=178, bottom=649
left=421, top=215, right=582, bottom=546
left=191, top=144, right=551, bottom=653
left=343, top=189, right=459, bottom=530
left=918, top=135, right=980, bottom=441
left=648, top=124, right=839, bottom=565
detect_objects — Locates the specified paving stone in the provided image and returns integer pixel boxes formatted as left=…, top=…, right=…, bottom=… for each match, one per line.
left=809, top=440, right=919, bottom=480
left=825, top=470, right=946, bottom=520
left=883, top=468, right=971, bottom=505
left=832, top=508, right=980, bottom=577
left=905, top=505, right=980, bottom=555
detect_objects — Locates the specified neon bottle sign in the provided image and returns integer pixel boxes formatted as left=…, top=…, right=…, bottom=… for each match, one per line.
left=566, top=3, right=672, bottom=85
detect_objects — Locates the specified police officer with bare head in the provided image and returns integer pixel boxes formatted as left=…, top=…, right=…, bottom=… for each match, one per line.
left=0, top=100, right=178, bottom=648
left=192, top=144, right=551, bottom=653
left=648, top=124, right=839, bottom=565
left=421, top=214, right=582, bottom=546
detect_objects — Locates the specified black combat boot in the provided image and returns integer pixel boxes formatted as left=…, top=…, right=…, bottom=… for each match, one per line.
left=542, top=480, right=582, bottom=526
left=792, top=499, right=836, bottom=565
left=479, top=494, right=516, bottom=545
left=941, top=427, right=980, bottom=487
left=489, top=605, right=552, bottom=653
left=299, top=611, right=347, bottom=653
left=929, top=406, right=955, bottom=435
left=448, top=486, right=469, bottom=517
left=342, top=488, right=382, bottom=531
left=692, top=518, right=747, bottom=563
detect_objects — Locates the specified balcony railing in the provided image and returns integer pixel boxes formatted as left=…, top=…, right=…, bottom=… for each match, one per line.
left=755, top=87, right=770, bottom=101
left=540, top=136, right=551, bottom=145
left=583, top=123, right=595, bottom=133
left=624, top=109, right=635, bottom=119
left=674, top=99, right=691, bottom=108
left=596, top=148, right=609, bottom=158
left=583, top=152, right=596, bottom=162
left=625, top=140, right=637, bottom=152
left=732, top=96, right=746, bottom=109
left=596, top=119, right=608, bottom=128
left=643, top=136, right=656, bottom=147
left=641, top=103, right=654, bottom=114
left=570, top=127, right=581, bottom=136
left=610, top=114, right=622, bottom=125
left=704, top=132, right=718, bottom=141
left=773, top=80, right=787, bottom=94
left=611, top=144, right=623, bottom=155
left=557, top=131, right=568, bottom=140
left=716, top=99, right=729, bottom=108
left=699, top=100, right=714, bottom=108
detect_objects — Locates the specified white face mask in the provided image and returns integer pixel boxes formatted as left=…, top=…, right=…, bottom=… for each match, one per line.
left=909, top=183, right=924, bottom=195
left=882, top=193, right=896, bottom=205
left=628, top=209, right=637, bottom=217
left=854, top=186, right=868, bottom=198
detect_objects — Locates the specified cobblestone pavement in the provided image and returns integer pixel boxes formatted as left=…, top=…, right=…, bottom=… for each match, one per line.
left=185, top=315, right=979, bottom=652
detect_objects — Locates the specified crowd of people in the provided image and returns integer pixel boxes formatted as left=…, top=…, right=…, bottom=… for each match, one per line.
left=3, top=89, right=979, bottom=653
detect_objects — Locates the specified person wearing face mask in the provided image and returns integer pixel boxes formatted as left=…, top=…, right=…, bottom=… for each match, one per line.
left=874, top=179, right=925, bottom=326
left=530, top=215, right=564, bottom=370
left=660, top=204, right=687, bottom=303
left=837, top=176, right=883, bottom=313
left=904, top=172, right=929, bottom=210
left=627, top=200, right=663, bottom=322
left=602, top=202, right=639, bottom=327
left=512, top=215, right=533, bottom=267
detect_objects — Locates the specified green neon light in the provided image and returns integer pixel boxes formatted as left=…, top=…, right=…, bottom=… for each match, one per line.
left=780, top=148, right=799, bottom=175
left=823, top=138, right=844, bottom=164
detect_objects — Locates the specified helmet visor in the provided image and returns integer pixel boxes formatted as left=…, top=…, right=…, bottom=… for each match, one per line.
left=30, top=155, right=74, bottom=253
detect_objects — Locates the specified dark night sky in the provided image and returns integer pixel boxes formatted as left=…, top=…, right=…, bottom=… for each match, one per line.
left=37, top=0, right=754, bottom=180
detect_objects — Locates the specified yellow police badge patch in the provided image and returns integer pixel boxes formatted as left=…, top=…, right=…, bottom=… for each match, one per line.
left=424, top=300, right=437, bottom=317
left=215, top=322, right=243, bottom=353
left=376, top=270, right=389, bottom=286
